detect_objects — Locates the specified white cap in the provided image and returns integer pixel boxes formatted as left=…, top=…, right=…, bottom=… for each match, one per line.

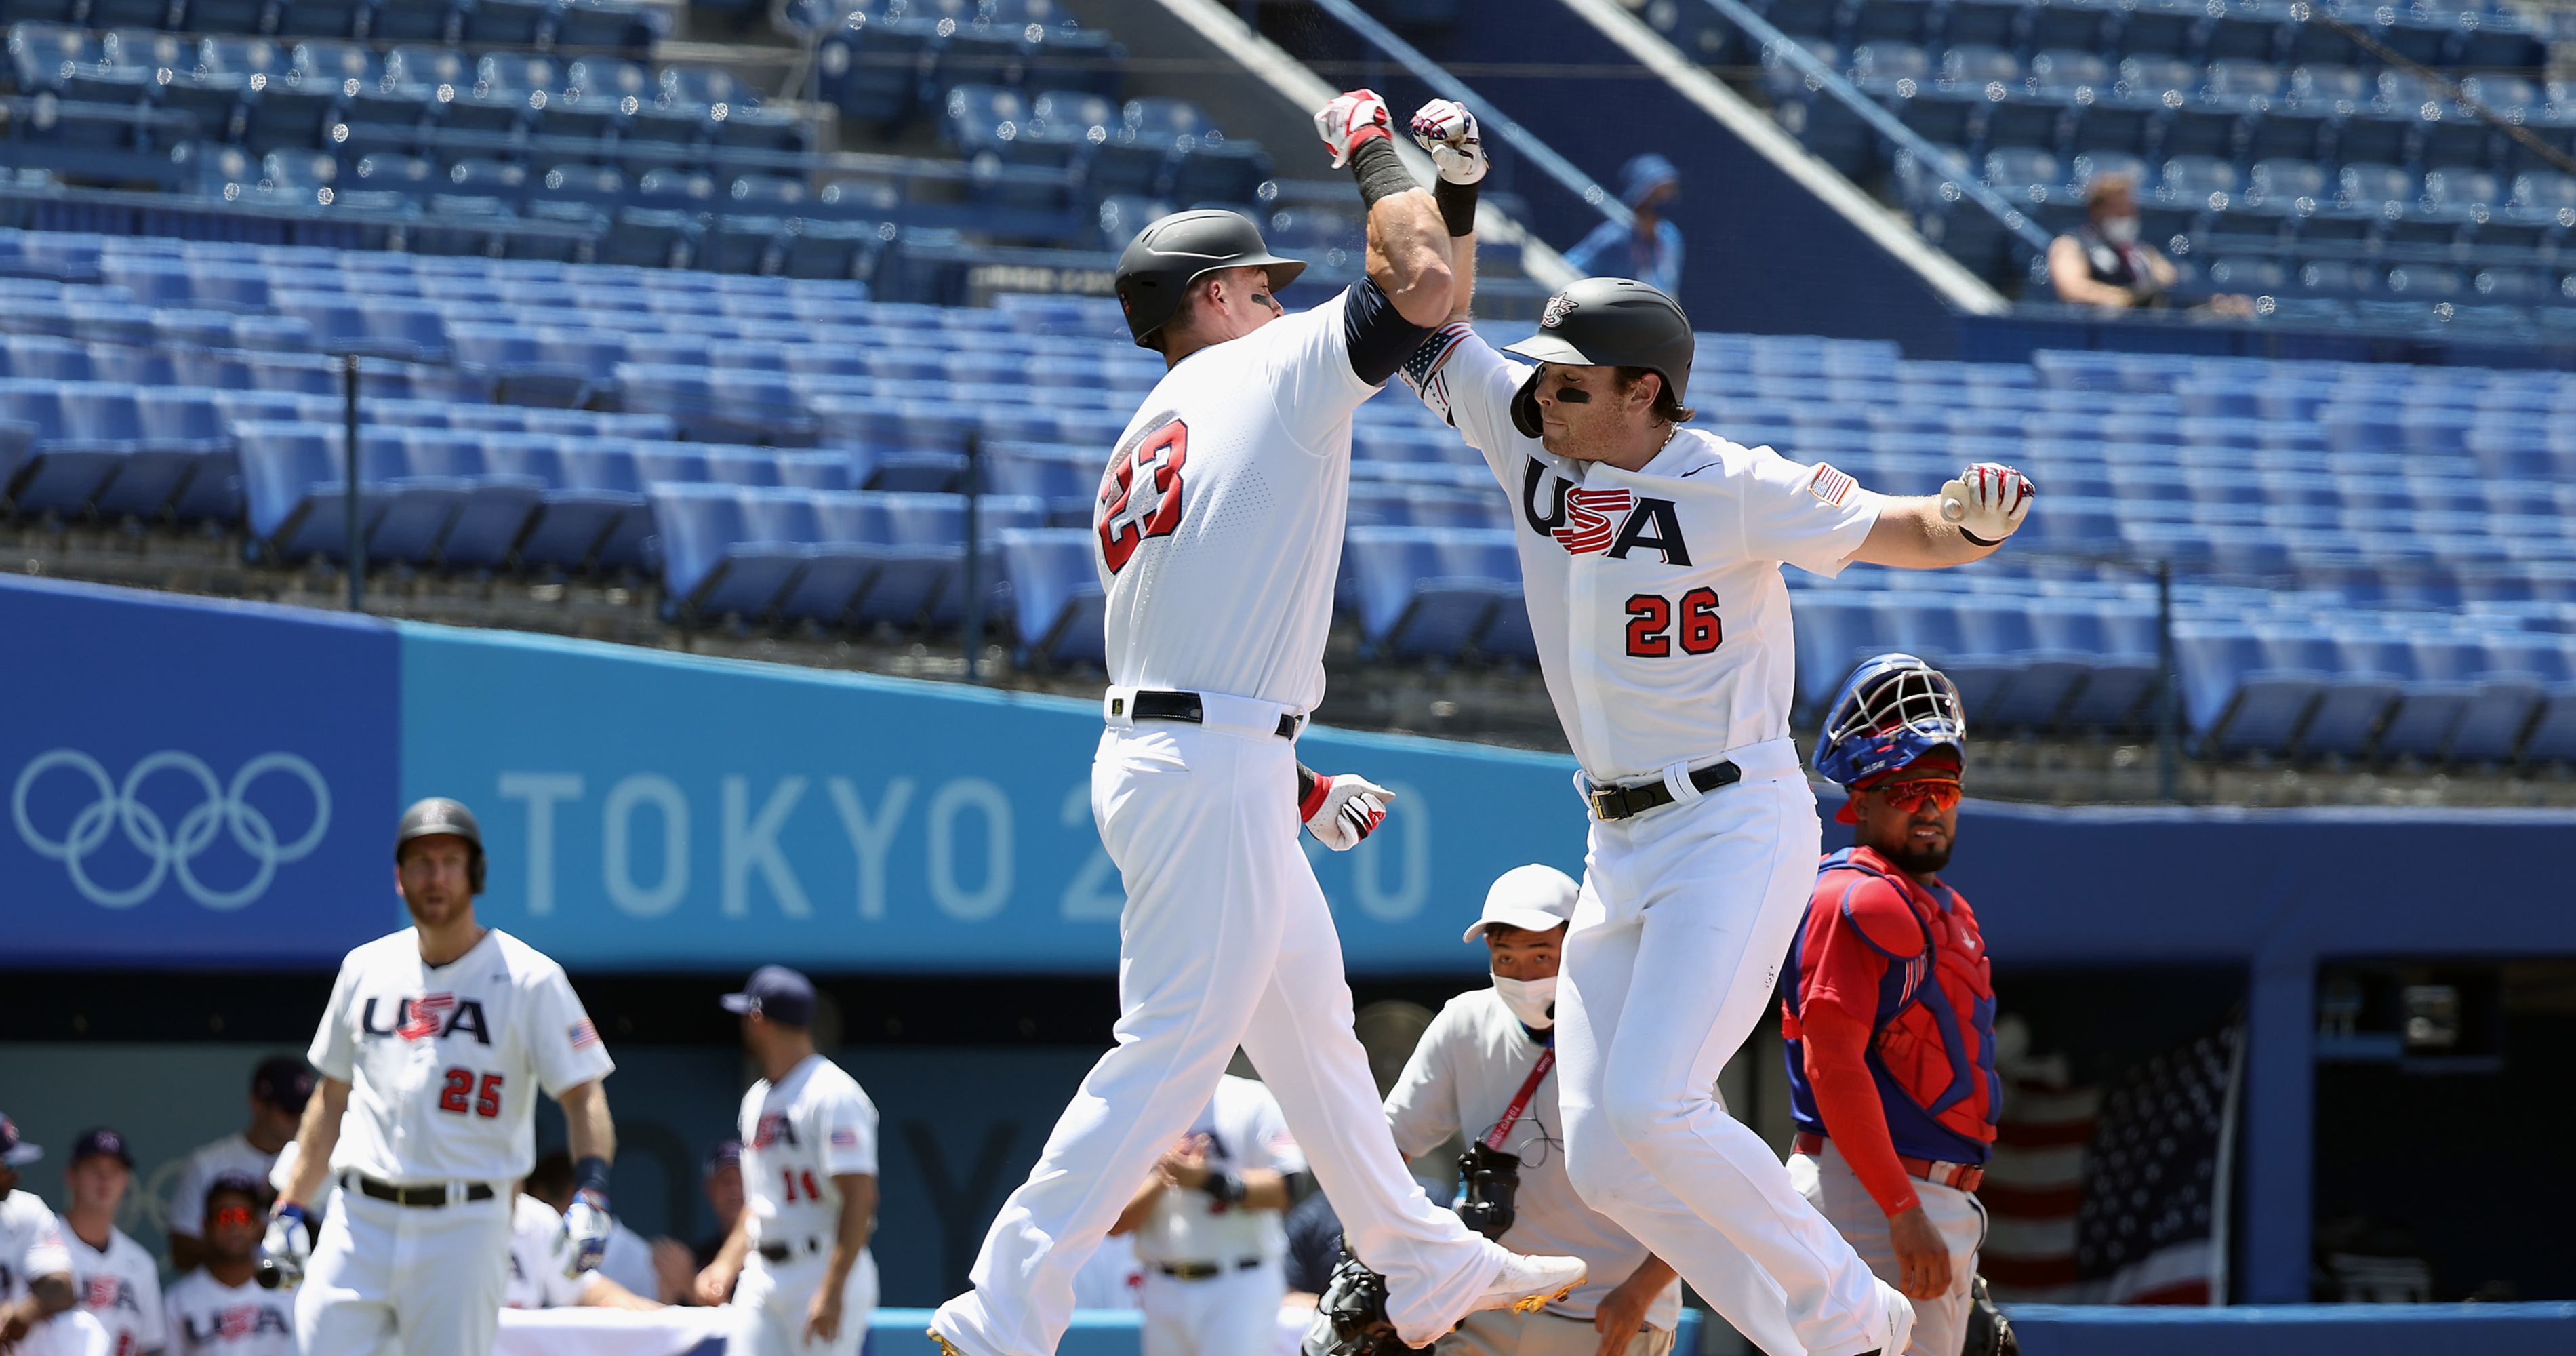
left=1462, top=864, right=1579, bottom=943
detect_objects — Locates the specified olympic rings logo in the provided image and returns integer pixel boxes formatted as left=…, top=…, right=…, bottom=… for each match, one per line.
left=11, top=750, right=332, bottom=910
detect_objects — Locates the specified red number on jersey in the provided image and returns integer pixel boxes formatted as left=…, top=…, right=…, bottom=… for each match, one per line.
left=781, top=1168, right=824, bottom=1202
left=1678, top=587, right=1723, bottom=654
left=437, top=1067, right=473, bottom=1115
left=476, top=1073, right=504, bottom=1119
left=1624, top=594, right=1672, bottom=658
left=1098, top=420, right=1190, bottom=573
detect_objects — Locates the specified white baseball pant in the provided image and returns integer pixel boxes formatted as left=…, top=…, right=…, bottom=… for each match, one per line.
left=12, top=1310, right=108, bottom=1356
left=1791, top=1144, right=1984, bottom=1356
left=294, top=1185, right=510, bottom=1356
left=1555, top=740, right=1890, bottom=1356
left=933, top=710, right=1502, bottom=1356
left=1139, top=1260, right=1285, bottom=1356
left=733, top=1245, right=879, bottom=1356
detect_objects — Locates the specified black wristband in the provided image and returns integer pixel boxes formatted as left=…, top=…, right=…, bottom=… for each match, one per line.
left=1433, top=177, right=1478, bottom=237
left=1960, top=526, right=2001, bottom=548
left=573, top=1155, right=612, bottom=1197
left=1348, top=136, right=1416, bottom=211
left=1201, top=1171, right=1247, bottom=1206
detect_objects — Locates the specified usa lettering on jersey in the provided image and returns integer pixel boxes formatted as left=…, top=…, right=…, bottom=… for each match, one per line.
left=359, top=995, right=491, bottom=1045
left=1521, top=463, right=1693, bottom=565
left=183, top=1305, right=290, bottom=1343
left=752, top=1114, right=799, bottom=1149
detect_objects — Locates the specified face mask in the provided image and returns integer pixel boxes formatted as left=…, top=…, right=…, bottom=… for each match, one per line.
left=1492, top=974, right=1558, bottom=1030
left=2101, top=214, right=2141, bottom=245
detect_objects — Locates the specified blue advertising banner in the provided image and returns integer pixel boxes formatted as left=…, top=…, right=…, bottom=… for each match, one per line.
left=0, top=576, right=400, bottom=965
left=400, top=625, right=1593, bottom=974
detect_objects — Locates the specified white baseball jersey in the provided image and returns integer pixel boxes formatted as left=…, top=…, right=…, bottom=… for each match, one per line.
left=163, top=1271, right=294, bottom=1356
left=306, top=928, right=615, bottom=1185
left=1131, top=1075, right=1306, bottom=1268
left=1, top=1189, right=71, bottom=1304
left=502, top=1194, right=586, bottom=1310
left=1095, top=287, right=1382, bottom=713
left=167, top=1136, right=281, bottom=1241
left=736, top=1054, right=878, bottom=1248
left=1384, top=991, right=1680, bottom=1328
left=65, top=1227, right=161, bottom=1356
left=1405, top=327, right=1881, bottom=783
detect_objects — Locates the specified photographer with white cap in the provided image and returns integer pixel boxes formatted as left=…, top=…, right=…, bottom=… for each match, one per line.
left=1382, top=868, right=1682, bottom=1356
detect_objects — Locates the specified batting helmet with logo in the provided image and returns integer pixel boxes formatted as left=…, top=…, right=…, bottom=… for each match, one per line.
left=395, top=796, right=486, bottom=894
left=1114, top=210, right=1308, bottom=351
left=1502, top=278, right=1695, bottom=438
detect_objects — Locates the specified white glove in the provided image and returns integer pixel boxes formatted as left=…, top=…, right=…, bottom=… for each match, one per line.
left=1313, top=89, right=1392, bottom=169
left=1302, top=773, right=1394, bottom=852
left=1409, top=98, right=1487, bottom=185
left=563, top=1189, right=612, bottom=1277
left=1938, top=462, right=2035, bottom=545
left=255, top=1204, right=310, bottom=1290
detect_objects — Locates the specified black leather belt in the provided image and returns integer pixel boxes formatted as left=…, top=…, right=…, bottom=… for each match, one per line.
left=1116, top=689, right=1298, bottom=740
left=1154, top=1258, right=1264, bottom=1280
left=757, top=1237, right=826, bottom=1262
left=1588, top=760, right=1742, bottom=821
left=345, top=1173, right=494, bottom=1208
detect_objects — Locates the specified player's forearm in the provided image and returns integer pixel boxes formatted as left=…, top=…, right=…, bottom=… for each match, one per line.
left=28, top=1274, right=72, bottom=1318
left=1239, top=1169, right=1292, bottom=1212
left=1849, top=498, right=1998, bottom=569
left=1445, top=231, right=1478, bottom=323
left=583, top=1274, right=662, bottom=1311
left=1624, top=1254, right=1677, bottom=1295
left=560, top=1080, right=617, bottom=1165
left=1108, top=1174, right=1165, bottom=1236
left=283, top=1079, right=348, bottom=1205
left=1799, top=1004, right=1920, bottom=1216
left=823, top=1176, right=875, bottom=1290
left=1367, top=188, right=1455, bottom=327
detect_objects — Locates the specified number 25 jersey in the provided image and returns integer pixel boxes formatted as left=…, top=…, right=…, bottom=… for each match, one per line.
left=308, top=928, right=615, bottom=1185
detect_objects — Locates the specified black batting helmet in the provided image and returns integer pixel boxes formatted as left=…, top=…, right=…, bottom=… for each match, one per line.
left=395, top=797, right=485, bottom=894
left=1502, top=278, right=1695, bottom=437
left=1113, top=210, right=1308, bottom=351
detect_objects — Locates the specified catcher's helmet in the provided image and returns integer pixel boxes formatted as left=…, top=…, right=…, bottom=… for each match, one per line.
left=1114, top=210, right=1308, bottom=351
left=395, top=796, right=486, bottom=894
left=1814, top=653, right=1967, bottom=789
left=1502, top=277, right=1695, bottom=437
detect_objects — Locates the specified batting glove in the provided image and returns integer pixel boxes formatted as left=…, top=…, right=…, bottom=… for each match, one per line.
left=255, top=1204, right=310, bottom=1291
left=1302, top=773, right=1394, bottom=852
left=1939, top=462, right=2036, bottom=546
left=1409, top=99, right=1487, bottom=185
left=1314, top=89, right=1393, bottom=169
left=563, top=1188, right=613, bottom=1277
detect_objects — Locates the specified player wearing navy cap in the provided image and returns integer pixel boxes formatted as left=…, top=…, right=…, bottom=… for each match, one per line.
left=172, top=1061, right=314, bottom=1275
left=696, top=968, right=881, bottom=1356
left=62, top=1129, right=163, bottom=1356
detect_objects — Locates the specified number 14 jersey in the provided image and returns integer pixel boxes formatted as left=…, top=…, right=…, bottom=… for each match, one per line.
left=737, top=1054, right=880, bottom=1248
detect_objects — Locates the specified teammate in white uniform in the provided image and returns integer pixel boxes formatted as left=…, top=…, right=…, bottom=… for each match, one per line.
left=502, top=1190, right=658, bottom=1312
left=164, top=1176, right=294, bottom=1356
left=1109, top=1074, right=1306, bottom=1356
left=0, top=1117, right=110, bottom=1356
left=694, top=968, right=879, bottom=1356
left=261, top=797, right=620, bottom=1356
left=1396, top=105, right=2035, bottom=1356
left=169, top=1062, right=311, bottom=1275
left=928, top=90, right=1583, bottom=1356
left=1384, top=869, right=1694, bottom=1356
left=59, top=1131, right=162, bottom=1356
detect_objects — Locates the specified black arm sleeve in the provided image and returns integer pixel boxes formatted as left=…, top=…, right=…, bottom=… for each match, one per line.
left=1343, top=276, right=1434, bottom=388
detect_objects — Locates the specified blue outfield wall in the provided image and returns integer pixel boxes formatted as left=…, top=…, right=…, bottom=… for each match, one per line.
left=12, top=576, right=2576, bottom=1307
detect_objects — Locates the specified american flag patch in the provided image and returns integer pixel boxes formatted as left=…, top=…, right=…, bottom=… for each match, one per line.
left=568, top=1019, right=600, bottom=1050
left=1809, top=463, right=1856, bottom=507
left=830, top=1128, right=859, bottom=1147
left=1398, top=322, right=1474, bottom=417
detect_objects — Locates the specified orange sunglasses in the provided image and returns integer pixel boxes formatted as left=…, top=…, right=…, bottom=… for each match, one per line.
left=1874, top=780, right=1963, bottom=815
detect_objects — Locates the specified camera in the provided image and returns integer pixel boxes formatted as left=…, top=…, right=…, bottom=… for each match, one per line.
left=1453, top=1142, right=1523, bottom=1239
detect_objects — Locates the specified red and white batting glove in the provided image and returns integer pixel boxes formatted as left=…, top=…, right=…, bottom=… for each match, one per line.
left=1302, top=772, right=1394, bottom=852
left=1409, top=98, right=1487, bottom=184
left=1314, top=89, right=1393, bottom=169
left=1939, top=462, right=2036, bottom=546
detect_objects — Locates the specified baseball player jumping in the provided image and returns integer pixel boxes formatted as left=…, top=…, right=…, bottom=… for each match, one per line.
left=928, top=89, right=1584, bottom=1356
left=260, top=797, right=621, bottom=1356
left=1396, top=100, right=2034, bottom=1356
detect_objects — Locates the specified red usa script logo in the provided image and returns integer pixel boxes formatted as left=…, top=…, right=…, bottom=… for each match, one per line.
left=1523, top=464, right=1693, bottom=564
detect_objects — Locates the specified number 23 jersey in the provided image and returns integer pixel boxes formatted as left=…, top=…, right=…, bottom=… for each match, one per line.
left=308, top=928, right=615, bottom=1185
left=1405, top=327, right=1882, bottom=784
left=738, top=1054, right=879, bottom=1248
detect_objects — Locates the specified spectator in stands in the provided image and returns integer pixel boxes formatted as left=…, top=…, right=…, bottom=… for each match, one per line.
left=1562, top=154, right=1684, bottom=296
left=2047, top=175, right=2251, bottom=316
left=655, top=1140, right=746, bottom=1304
left=61, top=1129, right=163, bottom=1356
left=169, top=1058, right=311, bottom=1273
left=163, top=1175, right=294, bottom=1356
left=525, top=1151, right=658, bottom=1302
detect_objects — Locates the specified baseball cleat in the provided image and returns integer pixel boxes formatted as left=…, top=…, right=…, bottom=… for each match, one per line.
left=1473, top=1252, right=1586, bottom=1315
left=927, top=1330, right=973, bottom=1356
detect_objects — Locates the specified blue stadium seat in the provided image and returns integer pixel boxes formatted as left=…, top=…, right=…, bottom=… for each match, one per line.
left=997, top=526, right=1103, bottom=663
left=1344, top=527, right=1522, bottom=659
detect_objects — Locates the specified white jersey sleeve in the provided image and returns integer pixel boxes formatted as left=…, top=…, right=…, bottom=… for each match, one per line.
left=1261, top=287, right=1385, bottom=452
left=522, top=963, right=614, bottom=1098
left=1398, top=323, right=1531, bottom=492
left=805, top=1075, right=879, bottom=1180
left=1734, top=445, right=1883, bottom=577
left=1235, top=1081, right=1304, bottom=1178
left=2, top=1191, right=71, bottom=1299
left=307, top=956, right=363, bottom=1085
left=1382, top=1002, right=1468, bottom=1161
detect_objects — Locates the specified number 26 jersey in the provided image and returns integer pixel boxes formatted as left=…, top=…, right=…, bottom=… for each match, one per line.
left=308, top=928, right=615, bottom=1186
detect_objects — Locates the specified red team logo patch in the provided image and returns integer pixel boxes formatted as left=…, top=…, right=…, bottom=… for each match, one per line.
left=397, top=994, right=456, bottom=1041
left=1552, top=487, right=1634, bottom=554
left=1098, top=420, right=1190, bottom=573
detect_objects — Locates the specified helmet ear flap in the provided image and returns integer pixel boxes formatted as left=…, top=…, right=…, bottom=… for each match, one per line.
left=468, top=849, right=487, bottom=896
left=1510, top=367, right=1544, bottom=438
